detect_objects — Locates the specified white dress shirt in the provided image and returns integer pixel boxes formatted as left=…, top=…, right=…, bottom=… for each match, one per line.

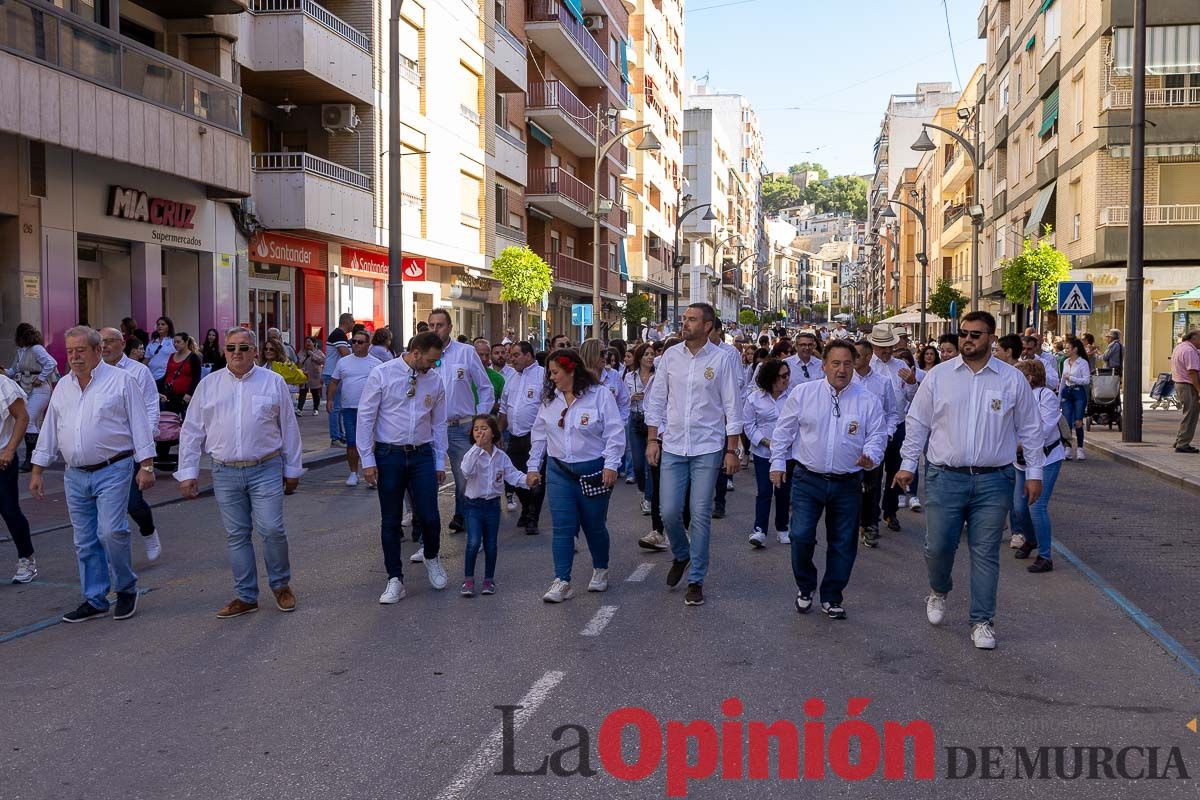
left=1019, top=387, right=1065, bottom=469
left=145, top=337, right=174, bottom=381
left=645, top=340, right=743, bottom=457
left=852, top=367, right=902, bottom=438
left=1036, top=351, right=1061, bottom=391
left=435, top=339, right=494, bottom=422
left=117, top=354, right=159, bottom=429
left=870, top=354, right=919, bottom=406
left=600, top=366, right=631, bottom=423
left=623, top=369, right=653, bottom=414
left=33, top=362, right=157, bottom=469
left=784, top=353, right=824, bottom=390
left=0, top=376, right=26, bottom=446
left=900, top=356, right=1046, bottom=480
left=175, top=365, right=303, bottom=481
left=769, top=379, right=887, bottom=475
left=743, top=388, right=790, bottom=459
left=461, top=445, right=530, bottom=499
left=529, top=385, right=626, bottom=473
left=499, top=363, right=545, bottom=437
left=355, top=356, right=448, bottom=470
left=500, top=364, right=517, bottom=383
left=1060, top=356, right=1091, bottom=389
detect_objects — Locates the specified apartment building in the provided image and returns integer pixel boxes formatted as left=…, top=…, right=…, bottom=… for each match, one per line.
left=979, top=0, right=1200, bottom=388
left=0, top=0, right=250, bottom=364
left=681, top=106, right=737, bottom=317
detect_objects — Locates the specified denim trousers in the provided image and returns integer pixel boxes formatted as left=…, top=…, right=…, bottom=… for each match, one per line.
left=752, top=454, right=790, bottom=532
left=0, top=458, right=32, bottom=558
left=325, top=377, right=343, bottom=441
left=1011, top=459, right=1062, bottom=559
left=660, top=449, right=723, bottom=585
left=127, top=467, right=156, bottom=536
left=547, top=457, right=610, bottom=583
left=464, top=496, right=501, bottom=579
left=64, top=459, right=136, bottom=609
left=923, top=464, right=1015, bottom=625
left=647, top=462, right=686, bottom=534
left=210, top=456, right=291, bottom=604
left=375, top=443, right=440, bottom=580
left=788, top=467, right=862, bottom=605
left=446, top=423, right=473, bottom=519
left=627, top=419, right=650, bottom=495
left=1061, top=386, right=1088, bottom=445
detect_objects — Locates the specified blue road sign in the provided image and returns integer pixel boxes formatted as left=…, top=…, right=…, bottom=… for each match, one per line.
left=1057, top=281, right=1094, bottom=316
left=571, top=303, right=593, bottom=327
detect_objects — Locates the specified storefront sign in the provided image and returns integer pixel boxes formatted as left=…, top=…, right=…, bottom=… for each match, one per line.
left=452, top=273, right=493, bottom=291
left=21, top=274, right=39, bottom=299
left=342, top=247, right=388, bottom=276
left=108, top=186, right=197, bottom=230
left=252, top=232, right=323, bottom=270
left=403, top=257, right=427, bottom=281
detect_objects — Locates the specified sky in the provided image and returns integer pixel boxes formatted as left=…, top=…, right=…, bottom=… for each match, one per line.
left=683, top=0, right=987, bottom=177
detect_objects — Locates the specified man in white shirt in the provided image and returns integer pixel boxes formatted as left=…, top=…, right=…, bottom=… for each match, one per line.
left=491, top=343, right=517, bottom=383
left=830, top=321, right=851, bottom=340
left=785, top=332, right=824, bottom=390
left=771, top=340, right=887, bottom=619
left=31, top=326, right=156, bottom=624
left=176, top=328, right=303, bottom=619
left=428, top=309, right=495, bottom=533
left=867, top=323, right=919, bottom=532
left=645, top=303, right=743, bottom=607
left=894, top=311, right=1044, bottom=651
left=99, top=327, right=163, bottom=563
left=323, top=313, right=356, bottom=446
left=327, top=331, right=382, bottom=486
left=1021, top=335, right=1060, bottom=392
left=499, top=341, right=546, bottom=535
left=358, top=331, right=449, bottom=602
left=851, top=340, right=901, bottom=548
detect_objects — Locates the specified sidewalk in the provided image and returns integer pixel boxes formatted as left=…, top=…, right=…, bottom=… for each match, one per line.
left=9, top=410, right=346, bottom=538
left=1084, top=395, right=1200, bottom=493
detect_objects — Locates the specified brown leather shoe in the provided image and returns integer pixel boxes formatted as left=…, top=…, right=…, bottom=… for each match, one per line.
left=216, top=598, right=259, bottom=619
left=272, top=585, right=296, bottom=612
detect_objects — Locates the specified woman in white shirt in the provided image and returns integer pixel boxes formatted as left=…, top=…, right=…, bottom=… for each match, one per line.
left=528, top=349, right=626, bottom=603
left=742, top=358, right=792, bottom=548
left=0, top=374, right=34, bottom=582
left=1011, top=360, right=1065, bottom=573
left=8, top=323, right=57, bottom=472
left=1059, top=338, right=1091, bottom=461
left=144, top=316, right=176, bottom=382
left=623, top=343, right=655, bottom=513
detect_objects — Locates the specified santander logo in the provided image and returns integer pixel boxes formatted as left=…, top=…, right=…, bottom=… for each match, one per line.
left=402, top=257, right=427, bottom=280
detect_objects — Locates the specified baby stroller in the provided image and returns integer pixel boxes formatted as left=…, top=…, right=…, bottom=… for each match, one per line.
left=1086, top=368, right=1122, bottom=431
left=1149, top=372, right=1183, bottom=410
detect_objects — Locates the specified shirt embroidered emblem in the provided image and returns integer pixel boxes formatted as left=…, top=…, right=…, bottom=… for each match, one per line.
left=456, top=367, right=465, bottom=380
left=704, top=367, right=715, bottom=380
left=580, top=413, right=589, bottom=426
left=424, top=395, right=433, bottom=408
left=991, top=398, right=1002, bottom=411
left=848, top=421, right=859, bottom=435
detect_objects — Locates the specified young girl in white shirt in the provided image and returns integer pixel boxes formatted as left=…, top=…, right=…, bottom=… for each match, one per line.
left=460, top=414, right=528, bottom=596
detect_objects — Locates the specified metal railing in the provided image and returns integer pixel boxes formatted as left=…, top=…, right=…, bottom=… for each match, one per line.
left=249, top=0, right=370, bottom=53
left=252, top=152, right=372, bottom=191
left=496, top=222, right=527, bottom=243
left=1104, top=86, right=1200, bottom=110
left=0, top=0, right=242, bottom=133
left=460, top=104, right=482, bottom=125
left=400, top=190, right=422, bottom=209
left=495, top=125, right=526, bottom=151
left=1099, top=205, right=1200, bottom=226
left=527, top=80, right=595, bottom=131
left=527, top=166, right=593, bottom=209
left=494, top=22, right=525, bottom=53
left=526, top=0, right=625, bottom=99
left=399, top=55, right=421, bottom=87
left=943, top=204, right=968, bottom=231
left=547, top=250, right=593, bottom=286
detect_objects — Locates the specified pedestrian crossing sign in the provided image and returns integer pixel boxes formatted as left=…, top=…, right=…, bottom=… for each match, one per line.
left=1057, top=281, right=1093, bottom=315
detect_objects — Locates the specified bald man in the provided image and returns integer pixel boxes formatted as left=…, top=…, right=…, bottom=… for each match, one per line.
left=100, top=327, right=163, bottom=561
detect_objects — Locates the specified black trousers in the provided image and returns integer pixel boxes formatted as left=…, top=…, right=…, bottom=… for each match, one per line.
left=0, top=459, right=32, bottom=558
left=506, top=433, right=545, bottom=524
left=881, top=423, right=906, bottom=517
left=859, top=465, right=883, bottom=529
left=127, top=467, right=156, bottom=536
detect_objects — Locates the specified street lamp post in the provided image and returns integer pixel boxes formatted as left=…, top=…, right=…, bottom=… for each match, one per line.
left=672, top=199, right=718, bottom=328
left=591, top=106, right=660, bottom=339
left=387, top=0, right=407, bottom=352
left=881, top=192, right=929, bottom=341
left=877, top=230, right=900, bottom=312
left=1123, top=1, right=1148, bottom=443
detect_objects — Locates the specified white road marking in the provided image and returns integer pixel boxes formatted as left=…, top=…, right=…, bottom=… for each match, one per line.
left=434, top=670, right=566, bottom=800
left=580, top=605, right=619, bottom=637
left=625, top=562, right=655, bottom=582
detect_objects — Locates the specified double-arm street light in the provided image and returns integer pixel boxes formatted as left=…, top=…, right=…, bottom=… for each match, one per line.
left=591, top=108, right=661, bottom=338
left=672, top=197, right=718, bottom=327
left=876, top=228, right=900, bottom=313
left=879, top=190, right=929, bottom=341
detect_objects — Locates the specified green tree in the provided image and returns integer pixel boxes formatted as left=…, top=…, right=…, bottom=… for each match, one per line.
left=1000, top=229, right=1072, bottom=315
left=802, top=175, right=869, bottom=220
left=927, top=279, right=968, bottom=321
left=812, top=302, right=829, bottom=318
left=621, top=292, right=655, bottom=327
left=762, top=176, right=803, bottom=213
left=788, top=162, right=829, bottom=181
left=738, top=309, right=760, bottom=326
left=492, top=246, right=552, bottom=309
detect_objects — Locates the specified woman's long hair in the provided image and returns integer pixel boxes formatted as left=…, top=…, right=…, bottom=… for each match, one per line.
left=542, top=348, right=598, bottom=403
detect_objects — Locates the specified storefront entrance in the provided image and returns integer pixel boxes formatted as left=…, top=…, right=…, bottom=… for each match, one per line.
left=248, top=263, right=293, bottom=348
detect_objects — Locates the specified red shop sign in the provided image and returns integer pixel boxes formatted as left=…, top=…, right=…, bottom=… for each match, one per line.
left=402, top=257, right=427, bottom=281
left=251, top=232, right=323, bottom=269
left=342, top=246, right=388, bottom=276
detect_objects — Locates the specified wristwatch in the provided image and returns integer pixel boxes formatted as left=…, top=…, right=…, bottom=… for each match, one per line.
left=140, top=465, right=155, bottom=474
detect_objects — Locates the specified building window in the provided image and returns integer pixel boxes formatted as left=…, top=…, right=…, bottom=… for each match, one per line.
left=459, top=64, right=481, bottom=126
left=609, top=244, right=617, bottom=272
left=1069, top=180, right=1082, bottom=241
left=996, top=224, right=1007, bottom=260
left=495, top=0, right=506, bottom=26
left=683, top=130, right=697, bottom=146
left=399, top=21, right=421, bottom=86
left=1072, top=73, right=1084, bottom=137
left=1075, top=0, right=1085, bottom=32
left=999, top=74, right=1010, bottom=113
left=460, top=171, right=481, bottom=227
left=1045, top=1, right=1061, bottom=47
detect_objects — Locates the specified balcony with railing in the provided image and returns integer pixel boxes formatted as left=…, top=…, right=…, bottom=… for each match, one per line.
left=525, top=0, right=628, bottom=107
left=942, top=143, right=972, bottom=193
left=493, top=125, right=527, bottom=184
left=1099, top=205, right=1200, bottom=226
left=251, top=151, right=373, bottom=241
left=492, top=22, right=527, bottom=93
left=527, top=80, right=598, bottom=157
left=941, top=204, right=972, bottom=248
left=527, top=166, right=594, bottom=227
left=239, top=0, right=373, bottom=105
left=1104, top=86, right=1200, bottom=110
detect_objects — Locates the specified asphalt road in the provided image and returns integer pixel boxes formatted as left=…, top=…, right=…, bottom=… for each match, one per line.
left=1, top=453, right=1199, bottom=800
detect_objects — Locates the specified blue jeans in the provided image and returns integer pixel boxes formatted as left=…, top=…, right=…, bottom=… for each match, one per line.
left=753, top=454, right=791, bottom=532
left=446, top=423, right=473, bottom=518
left=627, top=418, right=650, bottom=494
left=210, top=456, right=290, bottom=603
left=1061, top=386, right=1087, bottom=445
left=464, top=496, right=501, bottom=579
left=788, top=467, right=862, bottom=604
left=64, top=459, right=136, bottom=609
left=325, top=377, right=343, bottom=441
left=375, top=443, right=440, bottom=579
left=340, top=408, right=359, bottom=448
left=1012, top=459, right=1062, bottom=559
left=660, top=449, right=723, bottom=585
left=923, top=464, right=1015, bottom=625
left=547, top=457, right=610, bottom=583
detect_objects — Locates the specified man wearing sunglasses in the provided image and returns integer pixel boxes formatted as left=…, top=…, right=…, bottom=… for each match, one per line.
left=785, top=332, right=824, bottom=391
left=894, top=311, right=1045, bottom=651
left=327, top=333, right=382, bottom=487
left=176, top=328, right=304, bottom=619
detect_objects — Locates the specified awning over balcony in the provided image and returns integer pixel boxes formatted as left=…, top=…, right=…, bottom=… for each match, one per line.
left=1025, top=34, right=1036, bottom=52
left=1108, top=142, right=1200, bottom=158
left=1114, top=25, right=1200, bottom=76
left=618, top=239, right=629, bottom=280
left=529, top=122, right=554, bottom=147
left=564, top=0, right=584, bottom=23
left=1038, top=0, right=1055, bottom=14
left=1024, top=183, right=1057, bottom=236
left=1039, top=86, right=1060, bottom=137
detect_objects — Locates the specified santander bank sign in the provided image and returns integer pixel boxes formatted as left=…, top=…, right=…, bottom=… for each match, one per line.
left=251, top=232, right=322, bottom=269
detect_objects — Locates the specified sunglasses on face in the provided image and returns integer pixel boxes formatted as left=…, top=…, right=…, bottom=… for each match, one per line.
left=226, top=344, right=252, bottom=352
left=958, top=329, right=987, bottom=340
left=353, top=339, right=370, bottom=345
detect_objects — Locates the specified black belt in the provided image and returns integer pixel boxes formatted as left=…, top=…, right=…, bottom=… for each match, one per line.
left=929, top=463, right=1007, bottom=475
left=796, top=464, right=860, bottom=482
left=78, top=451, right=134, bottom=472
left=376, top=442, right=432, bottom=453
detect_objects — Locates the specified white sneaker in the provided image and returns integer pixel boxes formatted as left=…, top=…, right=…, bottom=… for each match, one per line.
left=542, top=578, right=574, bottom=603
left=640, top=498, right=652, bottom=516
left=896, top=495, right=908, bottom=508
left=505, top=494, right=517, bottom=511
left=1065, top=444, right=1075, bottom=460
left=312, top=409, right=320, bottom=416
left=725, top=478, right=734, bottom=490
left=1076, top=448, right=1086, bottom=461
left=776, top=529, right=790, bottom=544
left=12, top=556, right=37, bottom=584
left=587, top=568, right=609, bottom=592
left=345, top=473, right=359, bottom=487
left=409, top=550, right=425, bottom=563
left=971, top=621, right=997, bottom=650
left=294, top=408, right=302, bottom=416
left=143, top=531, right=162, bottom=562
left=625, top=474, right=636, bottom=485
left=749, top=528, right=766, bottom=549
left=379, top=577, right=405, bottom=604
left=1009, top=533, right=1026, bottom=549
left=908, top=496, right=922, bottom=512
left=925, top=592, right=947, bottom=626
left=638, top=531, right=669, bottom=551
left=424, top=556, right=448, bottom=589
left=402, top=508, right=413, bottom=527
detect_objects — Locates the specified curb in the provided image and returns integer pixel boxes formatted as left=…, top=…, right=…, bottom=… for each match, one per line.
left=1084, top=439, right=1200, bottom=495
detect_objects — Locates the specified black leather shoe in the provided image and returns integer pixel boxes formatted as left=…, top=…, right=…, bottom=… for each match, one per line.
left=1027, top=557, right=1054, bottom=573
left=524, top=524, right=539, bottom=536
left=684, top=583, right=705, bottom=606
left=62, top=602, right=109, bottom=623
left=1175, top=445, right=1199, bottom=454
left=448, top=514, right=464, bottom=533
left=666, top=559, right=690, bottom=588
left=113, top=591, right=139, bottom=620
left=884, top=515, right=901, bottom=532
left=1014, top=541, right=1037, bottom=560
left=712, top=503, right=726, bottom=519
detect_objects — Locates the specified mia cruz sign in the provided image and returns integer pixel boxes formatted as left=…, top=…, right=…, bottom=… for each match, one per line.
left=108, top=186, right=197, bottom=230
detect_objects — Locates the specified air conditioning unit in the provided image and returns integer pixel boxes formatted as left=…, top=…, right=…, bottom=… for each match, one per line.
left=648, top=234, right=662, bottom=249
left=582, top=15, right=605, bottom=30
left=321, top=104, right=358, bottom=131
